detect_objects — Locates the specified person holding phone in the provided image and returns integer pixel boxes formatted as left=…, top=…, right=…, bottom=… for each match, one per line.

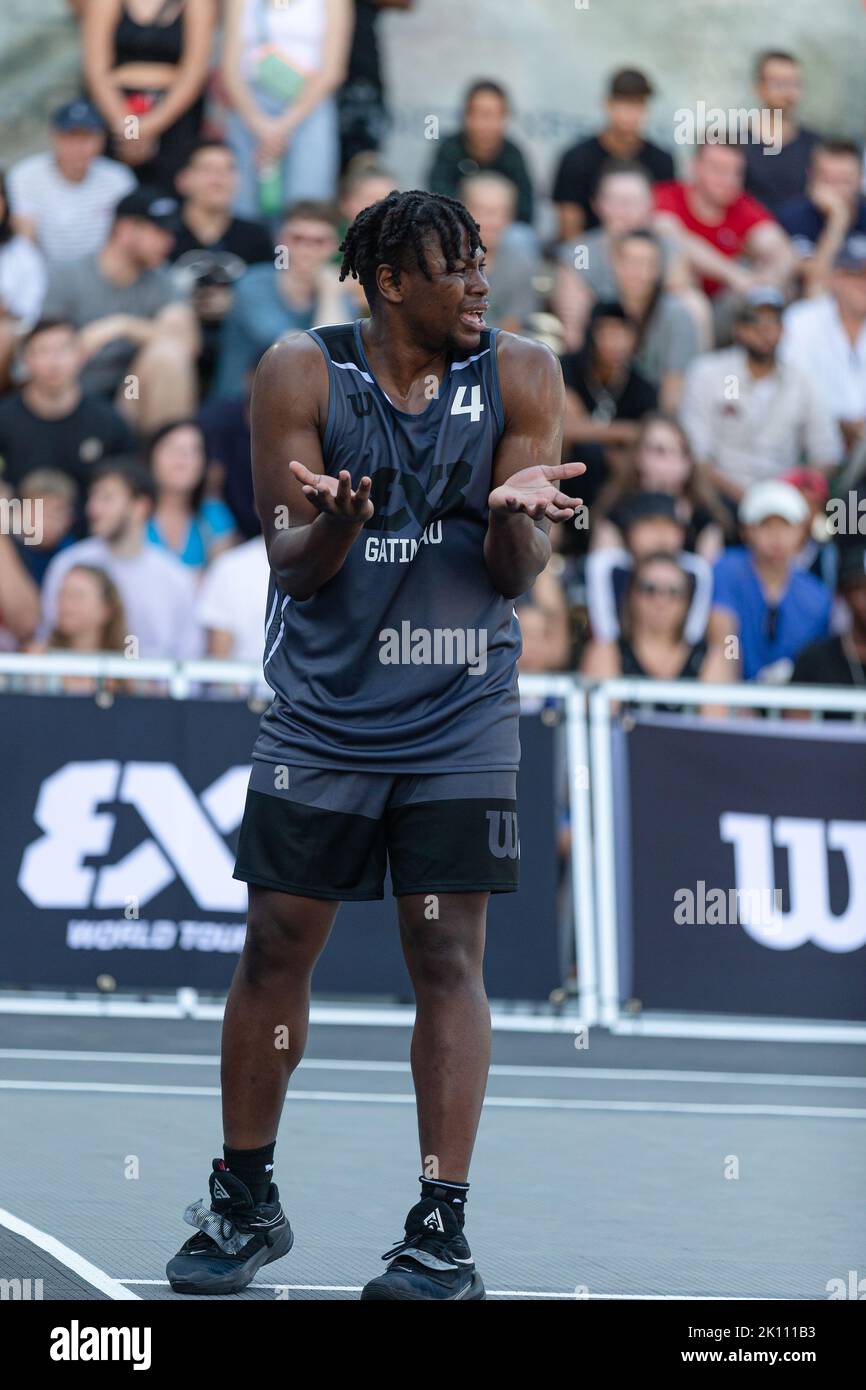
left=221, top=0, right=352, bottom=219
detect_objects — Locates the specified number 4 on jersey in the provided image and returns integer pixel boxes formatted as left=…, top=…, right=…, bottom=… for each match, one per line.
left=450, top=384, right=485, bottom=422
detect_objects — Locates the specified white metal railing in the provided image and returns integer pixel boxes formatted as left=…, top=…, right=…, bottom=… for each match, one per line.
left=592, top=675, right=866, bottom=715
left=2, top=654, right=865, bottom=1037
left=0, top=651, right=269, bottom=698
left=588, top=677, right=866, bottom=1043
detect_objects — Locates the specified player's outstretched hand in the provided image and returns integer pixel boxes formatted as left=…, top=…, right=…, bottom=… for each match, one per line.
left=488, top=461, right=586, bottom=523
left=290, top=461, right=374, bottom=523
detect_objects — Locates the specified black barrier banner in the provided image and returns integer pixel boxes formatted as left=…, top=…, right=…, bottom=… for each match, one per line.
left=0, top=694, right=560, bottom=1000
left=623, top=714, right=866, bottom=1020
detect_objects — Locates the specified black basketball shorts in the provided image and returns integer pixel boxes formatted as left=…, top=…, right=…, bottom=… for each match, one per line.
left=233, top=761, right=520, bottom=901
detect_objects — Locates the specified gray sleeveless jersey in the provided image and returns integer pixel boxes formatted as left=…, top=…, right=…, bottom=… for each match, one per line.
left=255, top=320, right=521, bottom=772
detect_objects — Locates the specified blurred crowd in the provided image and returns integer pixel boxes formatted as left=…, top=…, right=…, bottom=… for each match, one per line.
left=0, top=1, right=865, bottom=712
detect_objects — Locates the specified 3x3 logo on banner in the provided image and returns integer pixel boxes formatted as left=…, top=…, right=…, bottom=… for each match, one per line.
left=18, top=761, right=250, bottom=913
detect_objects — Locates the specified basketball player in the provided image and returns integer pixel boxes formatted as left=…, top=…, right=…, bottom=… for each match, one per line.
left=167, top=191, right=584, bottom=1300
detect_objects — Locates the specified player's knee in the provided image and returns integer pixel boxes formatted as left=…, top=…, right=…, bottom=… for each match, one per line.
left=242, top=898, right=322, bottom=982
left=404, top=931, right=482, bottom=992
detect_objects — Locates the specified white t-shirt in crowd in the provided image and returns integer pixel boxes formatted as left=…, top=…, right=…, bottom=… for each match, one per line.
left=678, top=344, right=842, bottom=488
left=40, top=536, right=203, bottom=660
left=7, top=152, right=136, bottom=263
left=780, top=294, right=866, bottom=426
left=241, top=0, right=326, bottom=78
left=196, top=536, right=270, bottom=664
left=0, top=235, right=47, bottom=323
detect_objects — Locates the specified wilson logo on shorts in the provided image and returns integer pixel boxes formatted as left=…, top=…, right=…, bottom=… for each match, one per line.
left=486, top=810, right=520, bottom=860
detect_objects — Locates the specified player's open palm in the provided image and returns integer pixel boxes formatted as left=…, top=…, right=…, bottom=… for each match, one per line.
left=290, top=461, right=374, bottom=523
left=488, top=461, right=586, bottom=523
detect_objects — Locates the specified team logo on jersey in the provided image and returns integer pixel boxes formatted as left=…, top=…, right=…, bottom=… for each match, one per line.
left=365, top=458, right=473, bottom=534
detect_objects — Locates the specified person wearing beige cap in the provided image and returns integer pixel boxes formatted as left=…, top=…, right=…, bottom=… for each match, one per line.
left=711, top=479, right=832, bottom=679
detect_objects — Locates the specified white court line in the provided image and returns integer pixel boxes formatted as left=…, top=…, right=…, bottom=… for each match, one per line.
left=119, top=1279, right=778, bottom=1301
left=1, top=1079, right=864, bottom=1119
left=611, top=1015, right=866, bottom=1045
left=0, top=1207, right=141, bottom=1301
left=0, top=995, right=863, bottom=1043
left=0, top=997, right=578, bottom=1032
left=0, top=1050, right=863, bottom=1089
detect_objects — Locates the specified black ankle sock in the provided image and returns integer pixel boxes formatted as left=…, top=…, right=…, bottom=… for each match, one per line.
left=223, top=1143, right=275, bottom=1204
left=420, top=1176, right=469, bottom=1227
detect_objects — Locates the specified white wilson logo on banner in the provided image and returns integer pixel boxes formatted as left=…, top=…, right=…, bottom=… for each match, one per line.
left=720, top=812, right=866, bottom=952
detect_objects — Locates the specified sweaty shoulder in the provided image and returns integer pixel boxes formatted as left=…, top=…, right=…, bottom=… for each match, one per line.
left=252, top=331, right=329, bottom=429
left=495, top=331, right=564, bottom=424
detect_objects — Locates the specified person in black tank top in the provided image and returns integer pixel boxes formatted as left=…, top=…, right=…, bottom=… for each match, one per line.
left=83, top=0, right=214, bottom=192
left=166, top=191, right=585, bottom=1301
left=581, top=551, right=732, bottom=712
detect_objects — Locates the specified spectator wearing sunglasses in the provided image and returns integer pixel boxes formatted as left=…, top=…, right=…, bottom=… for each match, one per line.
left=586, top=491, right=714, bottom=648
left=212, top=199, right=351, bottom=396
left=581, top=551, right=731, bottom=711
left=711, top=479, right=832, bottom=681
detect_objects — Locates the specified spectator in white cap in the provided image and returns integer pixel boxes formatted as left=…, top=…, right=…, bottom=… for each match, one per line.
left=679, top=286, right=841, bottom=503
left=7, top=99, right=135, bottom=262
left=711, top=479, right=832, bottom=680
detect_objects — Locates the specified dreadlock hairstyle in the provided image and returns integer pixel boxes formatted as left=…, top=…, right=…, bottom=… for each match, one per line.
left=339, top=189, right=484, bottom=305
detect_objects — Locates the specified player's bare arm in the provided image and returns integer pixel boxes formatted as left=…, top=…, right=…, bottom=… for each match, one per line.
left=484, top=333, right=585, bottom=599
left=251, top=333, right=373, bottom=601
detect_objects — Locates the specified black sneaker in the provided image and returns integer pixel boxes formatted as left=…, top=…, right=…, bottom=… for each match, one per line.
left=166, top=1160, right=293, bottom=1295
left=360, top=1198, right=485, bottom=1301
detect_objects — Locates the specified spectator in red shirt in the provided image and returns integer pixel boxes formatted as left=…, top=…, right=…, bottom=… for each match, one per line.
left=653, top=142, right=795, bottom=304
